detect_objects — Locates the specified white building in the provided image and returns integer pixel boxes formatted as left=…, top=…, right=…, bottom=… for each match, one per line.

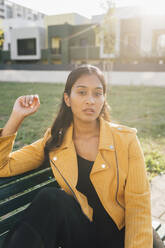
left=0, top=0, right=45, bottom=52
left=0, top=0, right=44, bottom=20
left=92, top=6, right=165, bottom=59
left=11, top=26, right=45, bottom=60
left=141, top=15, right=165, bottom=57
left=2, top=18, right=45, bottom=51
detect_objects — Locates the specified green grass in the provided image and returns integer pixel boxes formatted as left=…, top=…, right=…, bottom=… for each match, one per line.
left=0, top=82, right=165, bottom=179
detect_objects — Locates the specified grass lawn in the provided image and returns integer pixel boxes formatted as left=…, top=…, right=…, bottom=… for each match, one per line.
left=0, top=82, right=165, bottom=179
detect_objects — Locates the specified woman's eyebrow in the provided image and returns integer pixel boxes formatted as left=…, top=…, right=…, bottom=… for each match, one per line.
left=75, top=85, right=87, bottom=88
left=75, top=85, right=103, bottom=90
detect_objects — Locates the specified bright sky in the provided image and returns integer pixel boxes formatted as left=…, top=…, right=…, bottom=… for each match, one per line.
left=9, top=0, right=165, bottom=18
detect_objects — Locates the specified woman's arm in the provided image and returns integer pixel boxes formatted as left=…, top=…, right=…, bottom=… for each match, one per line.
left=124, top=135, right=153, bottom=248
left=0, top=94, right=48, bottom=177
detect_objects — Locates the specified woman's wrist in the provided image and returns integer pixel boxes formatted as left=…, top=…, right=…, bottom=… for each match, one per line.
left=1, top=111, right=25, bottom=137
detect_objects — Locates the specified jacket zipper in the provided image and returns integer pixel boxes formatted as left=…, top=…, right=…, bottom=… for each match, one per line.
left=50, top=159, right=91, bottom=221
left=111, top=132, right=125, bottom=210
left=114, top=149, right=125, bottom=210
left=50, top=159, right=78, bottom=202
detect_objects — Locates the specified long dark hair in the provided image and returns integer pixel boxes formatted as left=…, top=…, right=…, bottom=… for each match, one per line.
left=44, top=64, right=111, bottom=158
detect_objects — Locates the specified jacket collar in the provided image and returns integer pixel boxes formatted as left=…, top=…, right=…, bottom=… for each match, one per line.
left=99, top=117, right=115, bottom=151
left=59, top=117, right=115, bottom=151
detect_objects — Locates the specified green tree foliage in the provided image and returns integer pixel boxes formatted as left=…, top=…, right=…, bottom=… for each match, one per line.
left=145, top=150, right=165, bottom=178
left=0, top=29, right=4, bottom=49
left=102, top=5, right=116, bottom=54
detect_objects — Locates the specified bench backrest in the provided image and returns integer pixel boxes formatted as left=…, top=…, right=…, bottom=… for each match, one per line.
left=0, top=166, right=58, bottom=247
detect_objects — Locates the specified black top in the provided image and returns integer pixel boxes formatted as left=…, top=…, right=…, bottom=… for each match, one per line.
left=76, top=154, right=125, bottom=246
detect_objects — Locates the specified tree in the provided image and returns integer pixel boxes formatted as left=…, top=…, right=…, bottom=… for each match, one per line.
left=0, top=29, right=4, bottom=62
left=0, top=29, right=4, bottom=49
left=95, top=0, right=116, bottom=59
left=94, top=1, right=116, bottom=85
left=102, top=2, right=116, bottom=55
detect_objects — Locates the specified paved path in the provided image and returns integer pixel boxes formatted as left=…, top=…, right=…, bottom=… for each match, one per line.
left=151, top=174, right=165, bottom=224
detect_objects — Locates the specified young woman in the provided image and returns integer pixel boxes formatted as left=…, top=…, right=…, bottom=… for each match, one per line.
left=0, top=65, right=152, bottom=248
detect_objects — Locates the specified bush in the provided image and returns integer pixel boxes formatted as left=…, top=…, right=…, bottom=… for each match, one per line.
left=145, top=150, right=165, bottom=179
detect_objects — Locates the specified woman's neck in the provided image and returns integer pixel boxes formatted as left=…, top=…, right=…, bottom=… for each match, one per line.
left=73, top=119, right=100, bottom=139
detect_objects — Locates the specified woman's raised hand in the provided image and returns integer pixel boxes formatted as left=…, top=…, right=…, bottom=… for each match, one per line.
left=12, top=95, right=40, bottom=119
left=1, top=95, right=40, bottom=137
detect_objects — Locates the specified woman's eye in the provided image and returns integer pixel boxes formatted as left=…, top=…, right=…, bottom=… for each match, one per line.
left=79, top=91, right=86, bottom=95
left=95, top=92, right=102, bottom=96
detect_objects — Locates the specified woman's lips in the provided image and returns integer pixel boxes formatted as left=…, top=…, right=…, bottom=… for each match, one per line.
left=83, top=108, right=95, bottom=114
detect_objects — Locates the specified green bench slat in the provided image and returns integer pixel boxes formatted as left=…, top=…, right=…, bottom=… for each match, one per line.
left=0, top=168, right=54, bottom=201
left=153, top=222, right=165, bottom=248
left=153, top=221, right=162, bottom=231
left=0, top=179, right=58, bottom=217
left=0, top=209, right=24, bottom=234
left=0, top=165, right=49, bottom=187
left=0, top=180, right=59, bottom=234
left=0, top=163, right=61, bottom=247
left=157, top=225, right=165, bottom=241
left=0, top=232, right=7, bottom=247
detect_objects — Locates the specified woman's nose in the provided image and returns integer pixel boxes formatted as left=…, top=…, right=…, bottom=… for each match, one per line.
left=86, top=95, right=95, bottom=104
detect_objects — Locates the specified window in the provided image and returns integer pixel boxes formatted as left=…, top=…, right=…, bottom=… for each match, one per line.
left=33, top=14, right=38, bottom=21
left=17, top=38, right=36, bottom=55
left=51, top=37, right=61, bottom=54
left=152, top=29, right=165, bottom=56
left=6, top=6, right=13, bottom=18
left=123, top=33, right=138, bottom=54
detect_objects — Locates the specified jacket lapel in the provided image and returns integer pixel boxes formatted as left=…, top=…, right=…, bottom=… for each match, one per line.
left=49, top=123, right=78, bottom=187
left=90, top=118, right=116, bottom=175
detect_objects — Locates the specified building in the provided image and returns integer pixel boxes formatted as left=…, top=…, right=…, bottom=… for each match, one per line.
left=44, top=13, right=90, bottom=49
left=45, top=7, right=143, bottom=65
left=0, top=0, right=44, bottom=20
left=0, top=0, right=5, bottom=19
left=11, top=26, right=45, bottom=61
left=0, top=0, right=45, bottom=58
left=2, top=18, right=44, bottom=52
left=44, top=13, right=90, bottom=26
left=47, top=23, right=99, bottom=65
left=91, top=6, right=165, bottom=63
left=1, top=5, right=165, bottom=65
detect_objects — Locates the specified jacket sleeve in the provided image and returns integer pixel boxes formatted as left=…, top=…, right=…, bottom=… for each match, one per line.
left=124, top=134, right=153, bottom=248
left=0, top=128, right=51, bottom=177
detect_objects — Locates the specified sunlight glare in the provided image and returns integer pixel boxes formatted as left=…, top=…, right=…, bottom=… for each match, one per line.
left=140, top=0, right=165, bottom=15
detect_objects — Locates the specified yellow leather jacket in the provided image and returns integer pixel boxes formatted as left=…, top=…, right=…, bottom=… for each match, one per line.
left=0, top=118, right=152, bottom=248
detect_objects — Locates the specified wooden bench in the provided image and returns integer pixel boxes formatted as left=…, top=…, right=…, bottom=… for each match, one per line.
left=0, top=165, right=164, bottom=248
left=0, top=163, right=59, bottom=247
left=153, top=221, right=165, bottom=248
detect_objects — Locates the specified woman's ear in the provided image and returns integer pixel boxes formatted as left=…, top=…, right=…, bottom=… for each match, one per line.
left=64, top=93, right=71, bottom=107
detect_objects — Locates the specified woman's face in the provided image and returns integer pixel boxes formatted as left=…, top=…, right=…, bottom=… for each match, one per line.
left=64, top=73, right=105, bottom=123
